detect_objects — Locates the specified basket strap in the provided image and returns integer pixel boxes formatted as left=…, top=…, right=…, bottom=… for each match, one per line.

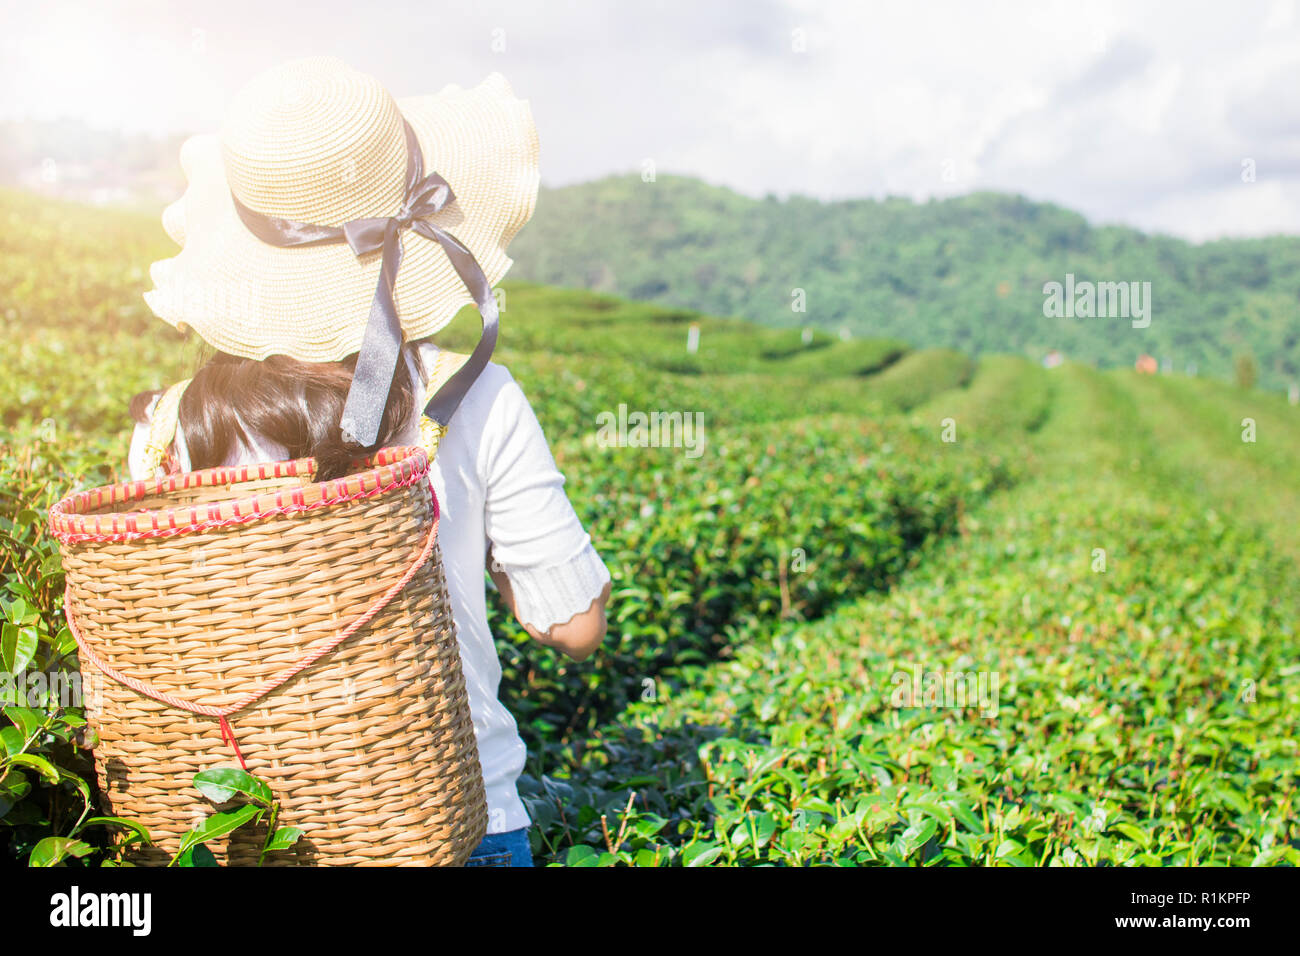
left=64, top=481, right=441, bottom=771
left=139, top=379, right=191, bottom=476
left=421, top=296, right=497, bottom=433
left=418, top=348, right=469, bottom=458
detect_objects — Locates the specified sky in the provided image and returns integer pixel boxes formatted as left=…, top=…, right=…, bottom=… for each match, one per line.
left=1, top=0, right=1297, bottom=241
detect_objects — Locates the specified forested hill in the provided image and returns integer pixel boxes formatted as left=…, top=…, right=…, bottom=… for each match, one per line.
left=508, top=174, right=1300, bottom=389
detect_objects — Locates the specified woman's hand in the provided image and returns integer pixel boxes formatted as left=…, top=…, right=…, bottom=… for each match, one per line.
left=488, top=550, right=610, bottom=662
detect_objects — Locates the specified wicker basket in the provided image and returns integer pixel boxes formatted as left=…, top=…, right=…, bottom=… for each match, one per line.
left=48, top=445, right=487, bottom=866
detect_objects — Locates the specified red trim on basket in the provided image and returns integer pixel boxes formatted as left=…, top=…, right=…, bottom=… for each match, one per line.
left=48, top=447, right=431, bottom=544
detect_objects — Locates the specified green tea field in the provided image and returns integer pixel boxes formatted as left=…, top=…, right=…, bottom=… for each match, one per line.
left=2, top=188, right=1297, bottom=866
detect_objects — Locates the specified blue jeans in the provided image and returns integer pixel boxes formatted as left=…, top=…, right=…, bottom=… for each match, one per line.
left=465, top=826, right=535, bottom=867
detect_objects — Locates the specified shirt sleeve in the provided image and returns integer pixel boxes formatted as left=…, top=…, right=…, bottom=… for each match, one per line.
left=478, top=370, right=611, bottom=633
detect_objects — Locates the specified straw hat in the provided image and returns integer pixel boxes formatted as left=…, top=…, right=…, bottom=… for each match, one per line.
left=143, top=55, right=539, bottom=363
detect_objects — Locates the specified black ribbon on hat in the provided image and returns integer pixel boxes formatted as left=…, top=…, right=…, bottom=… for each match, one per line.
left=229, top=117, right=499, bottom=447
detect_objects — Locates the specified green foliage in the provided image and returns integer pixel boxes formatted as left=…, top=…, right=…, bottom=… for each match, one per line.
left=1, top=696, right=151, bottom=866
left=494, top=415, right=1012, bottom=747
left=521, top=362, right=1300, bottom=866
left=509, top=174, right=1300, bottom=390
left=438, top=281, right=912, bottom=380
left=858, top=348, right=973, bottom=412
left=1235, top=353, right=1258, bottom=390
left=172, top=767, right=301, bottom=867
left=0, top=189, right=202, bottom=437
left=2, top=188, right=1297, bottom=870
left=0, top=422, right=124, bottom=863
left=1123, top=370, right=1300, bottom=562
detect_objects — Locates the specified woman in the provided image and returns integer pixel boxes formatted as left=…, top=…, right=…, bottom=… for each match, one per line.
left=129, top=56, right=611, bottom=866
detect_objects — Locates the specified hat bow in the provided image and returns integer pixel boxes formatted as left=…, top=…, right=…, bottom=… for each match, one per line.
left=230, top=118, right=498, bottom=448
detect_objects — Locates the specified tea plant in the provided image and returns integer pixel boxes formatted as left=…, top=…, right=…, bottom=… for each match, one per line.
left=3, top=189, right=1297, bottom=868
left=172, top=768, right=303, bottom=867
left=521, top=361, right=1300, bottom=865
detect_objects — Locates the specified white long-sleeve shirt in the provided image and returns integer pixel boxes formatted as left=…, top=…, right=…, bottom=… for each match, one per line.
left=128, top=341, right=611, bottom=833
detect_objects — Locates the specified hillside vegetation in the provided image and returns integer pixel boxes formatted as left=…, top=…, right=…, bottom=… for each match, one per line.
left=509, top=174, right=1300, bottom=390
left=1, top=189, right=1297, bottom=867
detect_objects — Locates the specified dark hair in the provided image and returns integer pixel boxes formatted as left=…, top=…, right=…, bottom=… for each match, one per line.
left=131, top=342, right=427, bottom=482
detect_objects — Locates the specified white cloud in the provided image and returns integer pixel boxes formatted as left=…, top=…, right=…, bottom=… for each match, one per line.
left=1, top=0, right=1296, bottom=239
